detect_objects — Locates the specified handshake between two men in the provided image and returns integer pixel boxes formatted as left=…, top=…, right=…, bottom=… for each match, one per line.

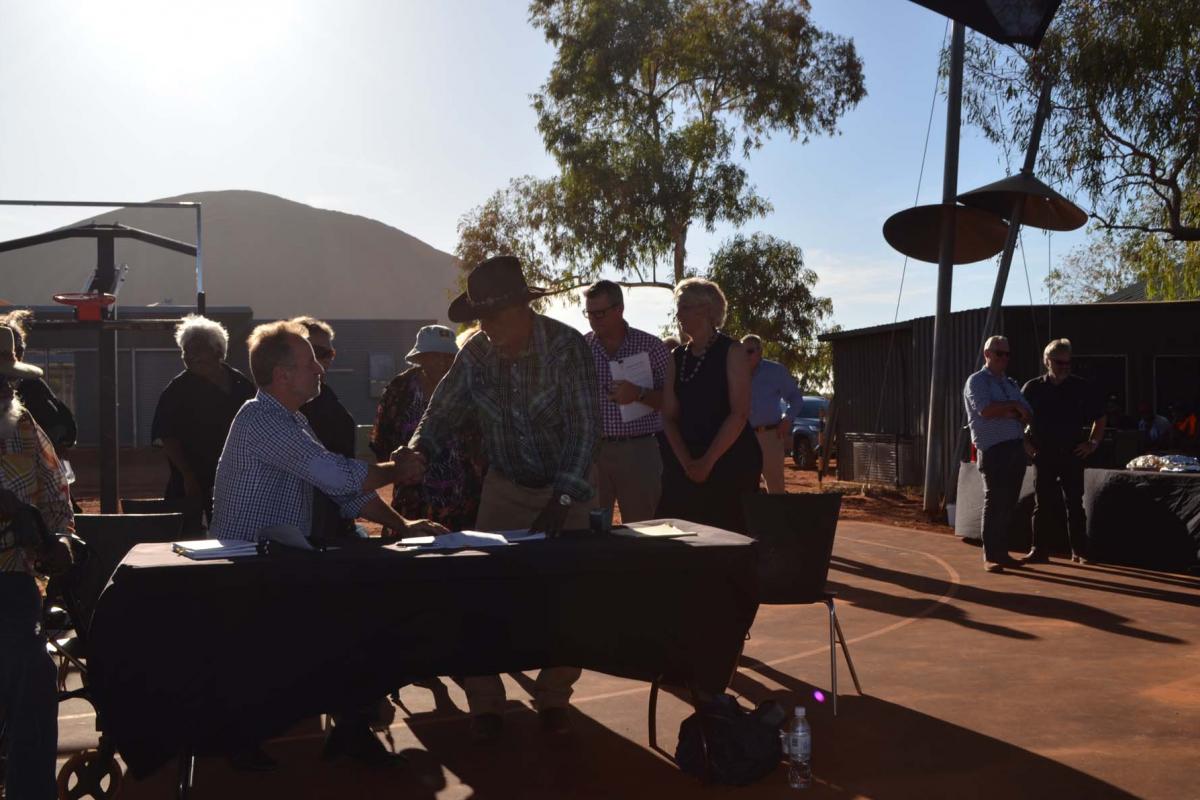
left=387, top=445, right=577, bottom=538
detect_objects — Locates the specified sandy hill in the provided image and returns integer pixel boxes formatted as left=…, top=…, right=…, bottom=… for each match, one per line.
left=0, top=190, right=460, bottom=323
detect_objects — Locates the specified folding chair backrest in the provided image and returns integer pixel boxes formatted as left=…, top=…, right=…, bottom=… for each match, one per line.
left=69, top=512, right=185, bottom=634
left=740, top=492, right=843, bottom=605
left=120, top=497, right=205, bottom=536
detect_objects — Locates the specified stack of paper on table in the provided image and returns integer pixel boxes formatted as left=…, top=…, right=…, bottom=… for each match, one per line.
left=614, top=522, right=696, bottom=538
left=398, top=530, right=514, bottom=549
left=172, top=539, right=259, bottom=560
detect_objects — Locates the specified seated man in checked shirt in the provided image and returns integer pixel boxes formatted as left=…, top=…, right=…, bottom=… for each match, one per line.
left=210, top=319, right=445, bottom=544
left=209, top=319, right=445, bottom=768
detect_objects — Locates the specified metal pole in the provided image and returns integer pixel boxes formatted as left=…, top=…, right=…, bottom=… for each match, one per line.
left=978, top=76, right=1055, bottom=354
left=921, top=21, right=965, bottom=514
left=98, top=326, right=119, bottom=513
left=195, top=205, right=205, bottom=314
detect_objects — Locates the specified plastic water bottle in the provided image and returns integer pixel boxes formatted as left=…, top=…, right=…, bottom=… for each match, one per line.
left=783, top=705, right=812, bottom=789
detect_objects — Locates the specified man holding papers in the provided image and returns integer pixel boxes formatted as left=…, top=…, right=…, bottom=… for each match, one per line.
left=584, top=280, right=671, bottom=523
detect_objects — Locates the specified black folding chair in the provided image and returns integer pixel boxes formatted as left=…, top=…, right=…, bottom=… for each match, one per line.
left=740, top=492, right=863, bottom=715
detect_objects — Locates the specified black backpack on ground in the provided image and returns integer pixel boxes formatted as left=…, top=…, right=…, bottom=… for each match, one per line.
left=675, top=694, right=786, bottom=785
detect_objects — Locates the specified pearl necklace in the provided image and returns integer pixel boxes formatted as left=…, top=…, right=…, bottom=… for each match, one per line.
left=679, top=330, right=719, bottom=383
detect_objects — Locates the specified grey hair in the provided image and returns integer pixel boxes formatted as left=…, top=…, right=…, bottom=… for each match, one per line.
left=175, top=315, right=229, bottom=359
left=1043, top=338, right=1072, bottom=361
left=674, top=277, right=728, bottom=329
left=983, top=335, right=1009, bottom=354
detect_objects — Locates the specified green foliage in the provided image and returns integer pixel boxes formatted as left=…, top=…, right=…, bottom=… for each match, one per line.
left=708, top=233, right=832, bottom=386
left=1048, top=190, right=1200, bottom=303
left=962, top=0, right=1200, bottom=243
left=529, top=0, right=865, bottom=282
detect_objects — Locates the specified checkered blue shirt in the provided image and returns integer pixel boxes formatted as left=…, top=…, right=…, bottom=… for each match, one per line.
left=585, top=325, right=670, bottom=438
left=963, top=367, right=1030, bottom=451
left=210, top=390, right=374, bottom=542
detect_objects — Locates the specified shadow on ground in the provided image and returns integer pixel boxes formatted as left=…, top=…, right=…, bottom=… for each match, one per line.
left=113, top=671, right=1138, bottom=799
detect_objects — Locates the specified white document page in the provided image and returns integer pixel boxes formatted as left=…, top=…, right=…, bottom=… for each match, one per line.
left=609, top=351, right=654, bottom=423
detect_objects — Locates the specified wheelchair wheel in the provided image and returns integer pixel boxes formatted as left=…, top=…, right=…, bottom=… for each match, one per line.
left=56, top=750, right=122, bottom=800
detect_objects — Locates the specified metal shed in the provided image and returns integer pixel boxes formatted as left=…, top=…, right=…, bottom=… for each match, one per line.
left=821, top=300, right=1200, bottom=498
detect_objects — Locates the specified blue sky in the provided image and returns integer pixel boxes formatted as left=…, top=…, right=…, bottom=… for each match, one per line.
left=0, top=0, right=1088, bottom=337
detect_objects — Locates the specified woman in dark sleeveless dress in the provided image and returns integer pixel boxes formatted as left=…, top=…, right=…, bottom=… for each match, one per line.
left=657, top=278, right=762, bottom=532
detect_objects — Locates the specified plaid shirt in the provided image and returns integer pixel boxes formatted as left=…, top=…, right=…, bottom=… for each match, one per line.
left=585, top=325, right=669, bottom=438
left=210, top=390, right=374, bottom=542
left=0, top=408, right=74, bottom=575
left=412, top=314, right=599, bottom=501
left=963, top=367, right=1030, bottom=451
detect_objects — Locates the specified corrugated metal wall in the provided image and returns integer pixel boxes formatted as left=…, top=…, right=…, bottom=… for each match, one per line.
left=828, top=301, right=1200, bottom=494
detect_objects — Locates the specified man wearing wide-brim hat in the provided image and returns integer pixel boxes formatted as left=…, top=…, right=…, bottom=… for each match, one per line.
left=410, top=254, right=600, bottom=742
left=0, top=325, right=75, bottom=799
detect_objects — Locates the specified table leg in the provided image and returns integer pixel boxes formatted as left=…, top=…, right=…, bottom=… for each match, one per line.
left=176, top=749, right=194, bottom=799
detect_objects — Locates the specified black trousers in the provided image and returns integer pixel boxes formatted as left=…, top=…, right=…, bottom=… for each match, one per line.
left=976, top=439, right=1027, bottom=563
left=1032, top=448, right=1088, bottom=557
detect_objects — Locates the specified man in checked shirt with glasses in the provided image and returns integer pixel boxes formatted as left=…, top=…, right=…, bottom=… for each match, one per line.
left=409, top=255, right=599, bottom=743
left=583, top=280, right=670, bottom=523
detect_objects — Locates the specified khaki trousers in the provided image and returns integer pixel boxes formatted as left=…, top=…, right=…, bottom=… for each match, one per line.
left=756, top=429, right=787, bottom=494
left=595, top=436, right=663, bottom=523
left=465, top=468, right=596, bottom=716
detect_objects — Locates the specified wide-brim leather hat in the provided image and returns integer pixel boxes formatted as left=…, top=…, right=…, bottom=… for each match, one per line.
left=447, top=255, right=547, bottom=323
left=0, top=326, right=42, bottom=379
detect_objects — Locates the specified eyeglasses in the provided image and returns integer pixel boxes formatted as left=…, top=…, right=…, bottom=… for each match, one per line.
left=583, top=304, right=621, bottom=320
left=990, top=350, right=1011, bottom=358
left=312, top=345, right=336, bottom=360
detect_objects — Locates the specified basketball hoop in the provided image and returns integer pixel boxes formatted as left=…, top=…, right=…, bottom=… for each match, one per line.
left=53, top=292, right=116, bottom=322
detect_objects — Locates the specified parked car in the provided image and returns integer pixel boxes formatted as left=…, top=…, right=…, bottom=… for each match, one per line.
left=789, top=396, right=832, bottom=469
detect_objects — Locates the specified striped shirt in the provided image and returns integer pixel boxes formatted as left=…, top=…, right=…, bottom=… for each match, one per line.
left=210, top=390, right=375, bottom=542
left=412, top=314, right=599, bottom=501
left=585, top=325, right=670, bottom=438
left=0, top=407, right=74, bottom=575
left=963, top=367, right=1029, bottom=451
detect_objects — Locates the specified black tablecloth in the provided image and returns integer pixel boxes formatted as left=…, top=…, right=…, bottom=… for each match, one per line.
left=87, top=521, right=759, bottom=777
left=1083, top=469, right=1200, bottom=569
left=955, top=463, right=1200, bottom=569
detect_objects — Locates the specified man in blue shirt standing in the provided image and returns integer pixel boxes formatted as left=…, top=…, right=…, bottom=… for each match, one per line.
left=742, top=335, right=805, bottom=494
left=963, top=335, right=1033, bottom=573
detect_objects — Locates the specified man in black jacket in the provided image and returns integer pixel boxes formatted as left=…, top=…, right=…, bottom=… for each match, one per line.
left=1021, top=338, right=1105, bottom=564
left=292, top=317, right=360, bottom=543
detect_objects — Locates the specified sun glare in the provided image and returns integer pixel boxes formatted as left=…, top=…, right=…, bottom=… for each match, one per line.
left=72, top=0, right=298, bottom=94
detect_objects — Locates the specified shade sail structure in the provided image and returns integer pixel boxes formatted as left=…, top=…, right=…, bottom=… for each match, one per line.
left=906, top=0, right=1061, bottom=47
left=883, top=203, right=1010, bottom=264
left=957, top=172, right=1088, bottom=231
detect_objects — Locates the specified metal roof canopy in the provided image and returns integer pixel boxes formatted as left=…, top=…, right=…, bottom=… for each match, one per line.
left=0, top=199, right=205, bottom=513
